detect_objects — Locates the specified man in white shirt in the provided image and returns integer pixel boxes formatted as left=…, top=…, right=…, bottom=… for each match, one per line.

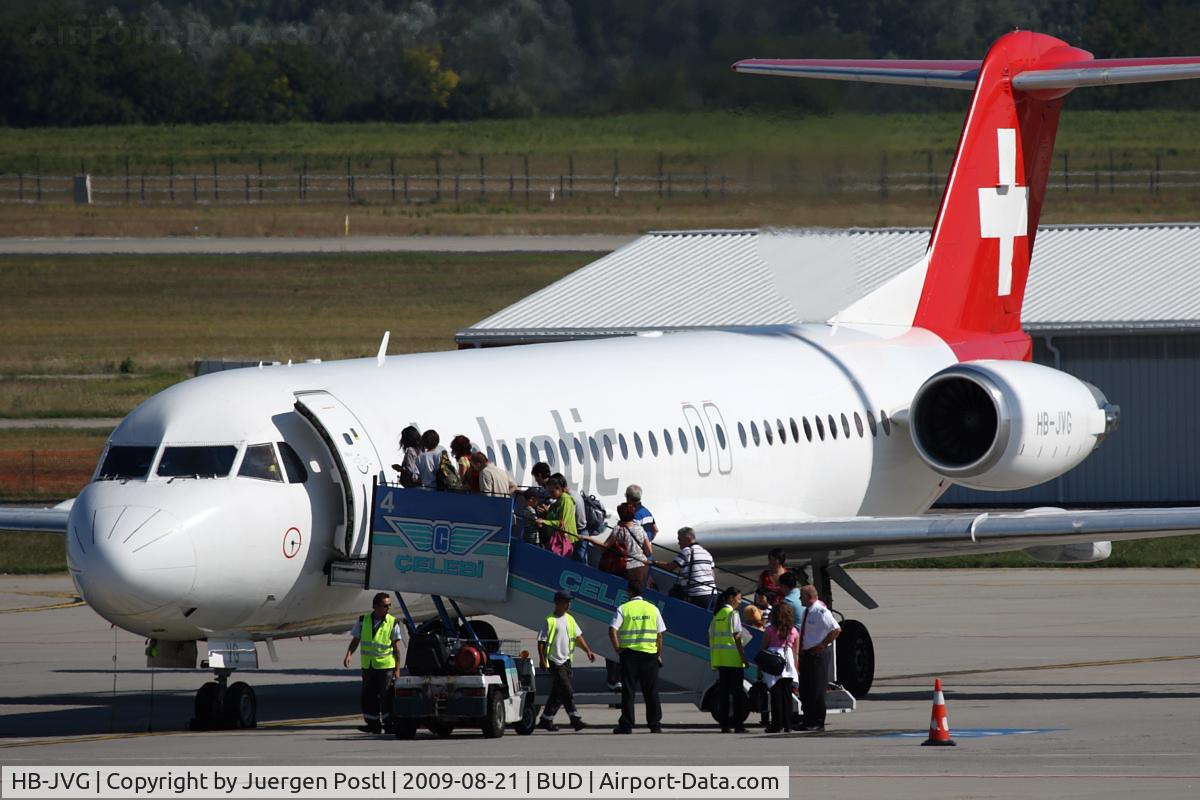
left=653, top=527, right=717, bottom=608
left=536, top=591, right=596, bottom=732
left=796, top=584, right=841, bottom=732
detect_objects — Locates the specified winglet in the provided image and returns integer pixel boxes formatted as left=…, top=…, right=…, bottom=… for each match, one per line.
left=376, top=331, right=390, bottom=366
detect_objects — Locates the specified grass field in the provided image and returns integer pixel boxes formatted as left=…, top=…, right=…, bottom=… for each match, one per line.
left=3, top=111, right=1200, bottom=237
left=0, top=251, right=589, bottom=380
left=5, top=191, right=1200, bottom=239
left=5, top=111, right=1200, bottom=173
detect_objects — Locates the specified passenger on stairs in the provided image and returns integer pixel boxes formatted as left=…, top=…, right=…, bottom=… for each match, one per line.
left=536, top=590, right=596, bottom=732
left=552, top=472, right=589, bottom=540
left=471, top=451, right=517, bottom=497
left=625, top=484, right=659, bottom=541
left=530, top=461, right=552, bottom=502
left=756, top=548, right=788, bottom=606
left=514, top=488, right=543, bottom=546
left=449, top=435, right=477, bottom=492
left=416, top=429, right=444, bottom=489
left=537, top=476, right=579, bottom=556
left=653, top=527, right=717, bottom=608
left=608, top=502, right=653, bottom=588
left=396, top=426, right=422, bottom=488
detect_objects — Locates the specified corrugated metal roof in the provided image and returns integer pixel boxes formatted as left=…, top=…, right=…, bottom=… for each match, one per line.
left=460, top=223, right=1200, bottom=343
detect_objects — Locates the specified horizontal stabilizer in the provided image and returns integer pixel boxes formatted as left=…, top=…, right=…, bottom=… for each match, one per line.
left=731, top=59, right=980, bottom=89
left=733, top=55, right=1200, bottom=93
left=1012, top=58, right=1200, bottom=90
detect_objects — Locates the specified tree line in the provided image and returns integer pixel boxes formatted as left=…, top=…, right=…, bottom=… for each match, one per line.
left=2, top=0, right=1199, bottom=127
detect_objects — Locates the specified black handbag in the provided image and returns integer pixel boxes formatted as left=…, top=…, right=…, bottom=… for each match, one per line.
left=754, top=648, right=786, bottom=676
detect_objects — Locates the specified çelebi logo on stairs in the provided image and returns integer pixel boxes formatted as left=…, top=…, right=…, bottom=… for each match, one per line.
left=558, top=569, right=667, bottom=611
left=383, top=516, right=500, bottom=577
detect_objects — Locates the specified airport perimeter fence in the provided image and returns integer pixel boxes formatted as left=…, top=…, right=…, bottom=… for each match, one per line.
left=0, top=149, right=1197, bottom=206
left=0, top=449, right=98, bottom=500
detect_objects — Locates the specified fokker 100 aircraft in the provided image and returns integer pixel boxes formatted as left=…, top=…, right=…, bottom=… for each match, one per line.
left=6, top=30, right=1200, bottom=727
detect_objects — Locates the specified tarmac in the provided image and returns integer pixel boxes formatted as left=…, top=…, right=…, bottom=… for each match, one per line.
left=1, top=568, right=1198, bottom=799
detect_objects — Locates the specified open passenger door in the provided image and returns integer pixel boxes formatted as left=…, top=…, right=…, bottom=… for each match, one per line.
left=294, top=390, right=383, bottom=558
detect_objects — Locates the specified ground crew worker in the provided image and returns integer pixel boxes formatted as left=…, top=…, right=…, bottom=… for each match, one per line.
left=343, top=592, right=403, bottom=734
left=709, top=586, right=749, bottom=733
left=609, top=580, right=666, bottom=734
left=537, top=590, right=597, bottom=732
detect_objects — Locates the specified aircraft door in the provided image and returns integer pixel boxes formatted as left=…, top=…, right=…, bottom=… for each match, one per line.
left=294, top=390, right=383, bottom=559
left=702, top=402, right=733, bottom=475
left=681, top=403, right=713, bottom=477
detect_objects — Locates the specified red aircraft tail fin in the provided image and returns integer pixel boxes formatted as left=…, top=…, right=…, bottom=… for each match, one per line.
left=735, top=33, right=1200, bottom=360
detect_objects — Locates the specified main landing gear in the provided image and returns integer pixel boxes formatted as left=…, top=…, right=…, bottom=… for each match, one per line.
left=190, top=669, right=258, bottom=730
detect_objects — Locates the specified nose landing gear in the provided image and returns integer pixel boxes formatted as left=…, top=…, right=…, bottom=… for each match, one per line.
left=190, top=669, right=258, bottom=730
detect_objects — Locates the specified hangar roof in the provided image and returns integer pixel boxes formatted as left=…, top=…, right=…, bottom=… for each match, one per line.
left=457, top=223, right=1200, bottom=345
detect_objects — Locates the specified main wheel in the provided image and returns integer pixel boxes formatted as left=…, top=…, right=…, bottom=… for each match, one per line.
left=394, top=719, right=418, bottom=740
left=190, top=681, right=222, bottom=731
left=513, top=697, right=537, bottom=735
left=702, top=681, right=751, bottom=725
left=459, top=620, right=500, bottom=653
left=482, top=690, right=506, bottom=739
left=836, top=619, right=875, bottom=698
left=222, top=682, right=257, bottom=729
left=428, top=719, right=455, bottom=738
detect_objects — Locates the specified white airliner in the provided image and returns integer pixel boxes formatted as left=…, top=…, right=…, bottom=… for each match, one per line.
left=7, top=30, right=1200, bottom=727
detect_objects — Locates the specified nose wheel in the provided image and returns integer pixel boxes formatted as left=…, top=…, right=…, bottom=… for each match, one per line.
left=189, top=670, right=258, bottom=730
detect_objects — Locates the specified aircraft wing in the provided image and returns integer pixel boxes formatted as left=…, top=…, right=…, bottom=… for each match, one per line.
left=690, top=507, right=1200, bottom=565
left=0, top=504, right=71, bottom=534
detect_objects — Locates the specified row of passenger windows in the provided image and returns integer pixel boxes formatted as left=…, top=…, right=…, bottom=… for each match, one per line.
left=485, top=408, right=894, bottom=473
left=738, top=409, right=893, bottom=447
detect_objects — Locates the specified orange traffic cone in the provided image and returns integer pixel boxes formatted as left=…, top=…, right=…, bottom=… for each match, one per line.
left=921, top=678, right=957, bottom=746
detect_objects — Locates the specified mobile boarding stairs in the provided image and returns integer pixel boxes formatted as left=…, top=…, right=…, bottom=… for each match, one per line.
left=330, top=482, right=856, bottom=720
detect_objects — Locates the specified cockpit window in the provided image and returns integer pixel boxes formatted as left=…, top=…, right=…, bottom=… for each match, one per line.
left=157, top=445, right=238, bottom=478
left=97, top=445, right=157, bottom=480
left=239, top=443, right=283, bottom=482
left=277, top=442, right=308, bottom=484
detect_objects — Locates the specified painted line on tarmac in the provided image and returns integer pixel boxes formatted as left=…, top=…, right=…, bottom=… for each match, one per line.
left=0, top=592, right=86, bottom=614
left=881, top=727, right=1061, bottom=738
left=879, top=652, right=1200, bottom=681
left=0, top=715, right=360, bottom=749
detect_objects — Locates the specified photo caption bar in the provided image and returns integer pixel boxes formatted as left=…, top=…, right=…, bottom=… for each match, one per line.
left=2, top=766, right=788, bottom=799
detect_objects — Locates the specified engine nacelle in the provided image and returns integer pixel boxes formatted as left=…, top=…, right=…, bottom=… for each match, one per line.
left=1023, top=541, right=1112, bottom=563
left=909, top=360, right=1119, bottom=491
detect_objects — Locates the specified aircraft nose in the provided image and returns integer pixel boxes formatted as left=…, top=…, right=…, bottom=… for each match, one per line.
left=67, top=500, right=196, bottom=619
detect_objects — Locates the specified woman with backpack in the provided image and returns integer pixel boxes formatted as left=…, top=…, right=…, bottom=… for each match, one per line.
left=601, top=502, right=653, bottom=589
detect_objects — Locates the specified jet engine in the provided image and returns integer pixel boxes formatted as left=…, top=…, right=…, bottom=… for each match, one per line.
left=908, top=360, right=1119, bottom=491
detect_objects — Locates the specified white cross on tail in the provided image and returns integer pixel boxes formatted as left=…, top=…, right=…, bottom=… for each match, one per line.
left=977, top=128, right=1028, bottom=296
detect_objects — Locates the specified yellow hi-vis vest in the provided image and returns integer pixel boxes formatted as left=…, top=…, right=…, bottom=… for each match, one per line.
left=708, top=605, right=742, bottom=668
left=617, top=597, right=661, bottom=654
left=544, top=613, right=578, bottom=665
left=359, top=613, right=397, bottom=670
